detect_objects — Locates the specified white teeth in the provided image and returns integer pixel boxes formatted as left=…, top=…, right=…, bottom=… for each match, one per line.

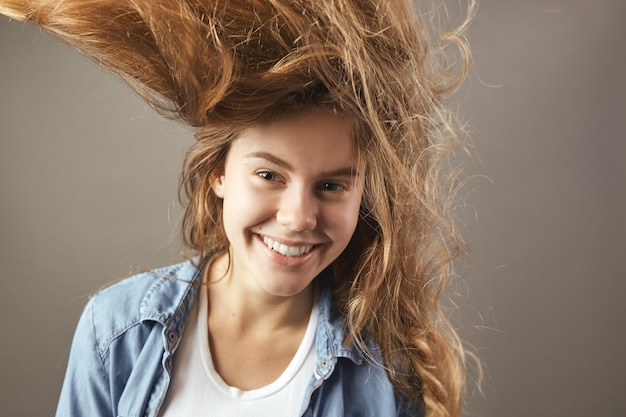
left=262, top=236, right=313, bottom=257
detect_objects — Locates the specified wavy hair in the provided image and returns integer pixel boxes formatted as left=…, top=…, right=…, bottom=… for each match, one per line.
left=1, top=0, right=475, bottom=415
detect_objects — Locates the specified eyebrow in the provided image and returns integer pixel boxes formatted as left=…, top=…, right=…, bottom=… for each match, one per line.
left=244, top=151, right=359, bottom=178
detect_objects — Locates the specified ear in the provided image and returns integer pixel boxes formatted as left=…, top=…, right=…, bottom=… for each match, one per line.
left=210, top=172, right=225, bottom=198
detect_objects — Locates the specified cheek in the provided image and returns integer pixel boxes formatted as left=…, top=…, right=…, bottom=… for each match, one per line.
left=326, top=198, right=362, bottom=240
left=222, top=180, right=275, bottom=225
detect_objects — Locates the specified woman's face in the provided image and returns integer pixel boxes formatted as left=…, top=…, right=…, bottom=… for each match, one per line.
left=210, top=109, right=364, bottom=299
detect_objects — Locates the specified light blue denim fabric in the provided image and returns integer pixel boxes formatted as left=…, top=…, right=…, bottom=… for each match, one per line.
left=56, top=259, right=422, bottom=417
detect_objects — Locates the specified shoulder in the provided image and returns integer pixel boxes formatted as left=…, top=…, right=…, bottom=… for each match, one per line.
left=58, top=259, right=205, bottom=417
left=83, top=259, right=204, bottom=352
left=313, top=276, right=423, bottom=416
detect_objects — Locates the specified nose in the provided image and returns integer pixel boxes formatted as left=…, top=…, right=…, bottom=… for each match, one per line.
left=276, top=186, right=318, bottom=232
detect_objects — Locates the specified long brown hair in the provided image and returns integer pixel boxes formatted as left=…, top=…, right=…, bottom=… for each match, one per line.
left=1, top=0, right=475, bottom=414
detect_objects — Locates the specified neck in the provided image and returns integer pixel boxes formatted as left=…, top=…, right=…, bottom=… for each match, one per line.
left=205, top=252, right=314, bottom=333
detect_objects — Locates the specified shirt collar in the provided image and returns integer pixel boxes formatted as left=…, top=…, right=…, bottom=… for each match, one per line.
left=138, top=258, right=206, bottom=354
left=314, top=272, right=371, bottom=379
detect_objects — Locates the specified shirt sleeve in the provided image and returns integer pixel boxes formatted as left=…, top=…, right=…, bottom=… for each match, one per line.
left=56, top=299, right=112, bottom=417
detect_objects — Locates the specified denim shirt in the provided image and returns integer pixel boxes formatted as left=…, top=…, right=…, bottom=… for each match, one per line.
left=56, top=259, right=422, bottom=417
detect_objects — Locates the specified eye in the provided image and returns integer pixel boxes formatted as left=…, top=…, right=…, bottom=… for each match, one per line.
left=258, top=171, right=279, bottom=181
left=319, top=182, right=346, bottom=192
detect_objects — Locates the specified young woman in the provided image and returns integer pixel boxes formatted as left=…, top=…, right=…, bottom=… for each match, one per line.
left=0, top=0, right=474, bottom=416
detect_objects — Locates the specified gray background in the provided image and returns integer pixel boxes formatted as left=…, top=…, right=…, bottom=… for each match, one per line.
left=1, top=0, right=624, bottom=416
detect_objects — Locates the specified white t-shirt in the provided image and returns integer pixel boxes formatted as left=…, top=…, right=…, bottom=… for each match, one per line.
left=157, top=285, right=318, bottom=416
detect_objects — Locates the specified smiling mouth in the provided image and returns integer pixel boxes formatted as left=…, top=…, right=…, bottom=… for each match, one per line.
left=262, top=236, right=314, bottom=257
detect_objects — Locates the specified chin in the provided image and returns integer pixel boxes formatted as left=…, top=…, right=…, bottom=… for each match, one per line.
left=259, top=276, right=315, bottom=298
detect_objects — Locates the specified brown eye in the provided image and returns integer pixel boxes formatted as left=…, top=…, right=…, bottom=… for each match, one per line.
left=258, top=171, right=278, bottom=181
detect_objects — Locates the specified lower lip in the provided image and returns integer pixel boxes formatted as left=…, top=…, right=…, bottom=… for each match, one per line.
left=255, top=235, right=317, bottom=267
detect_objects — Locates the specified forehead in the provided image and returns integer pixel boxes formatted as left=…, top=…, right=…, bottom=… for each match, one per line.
left=226, top=109, right=362, bottom=172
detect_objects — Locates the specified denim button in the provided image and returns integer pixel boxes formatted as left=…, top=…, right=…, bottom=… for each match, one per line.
left=168, top=331, right=177, bottom=343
